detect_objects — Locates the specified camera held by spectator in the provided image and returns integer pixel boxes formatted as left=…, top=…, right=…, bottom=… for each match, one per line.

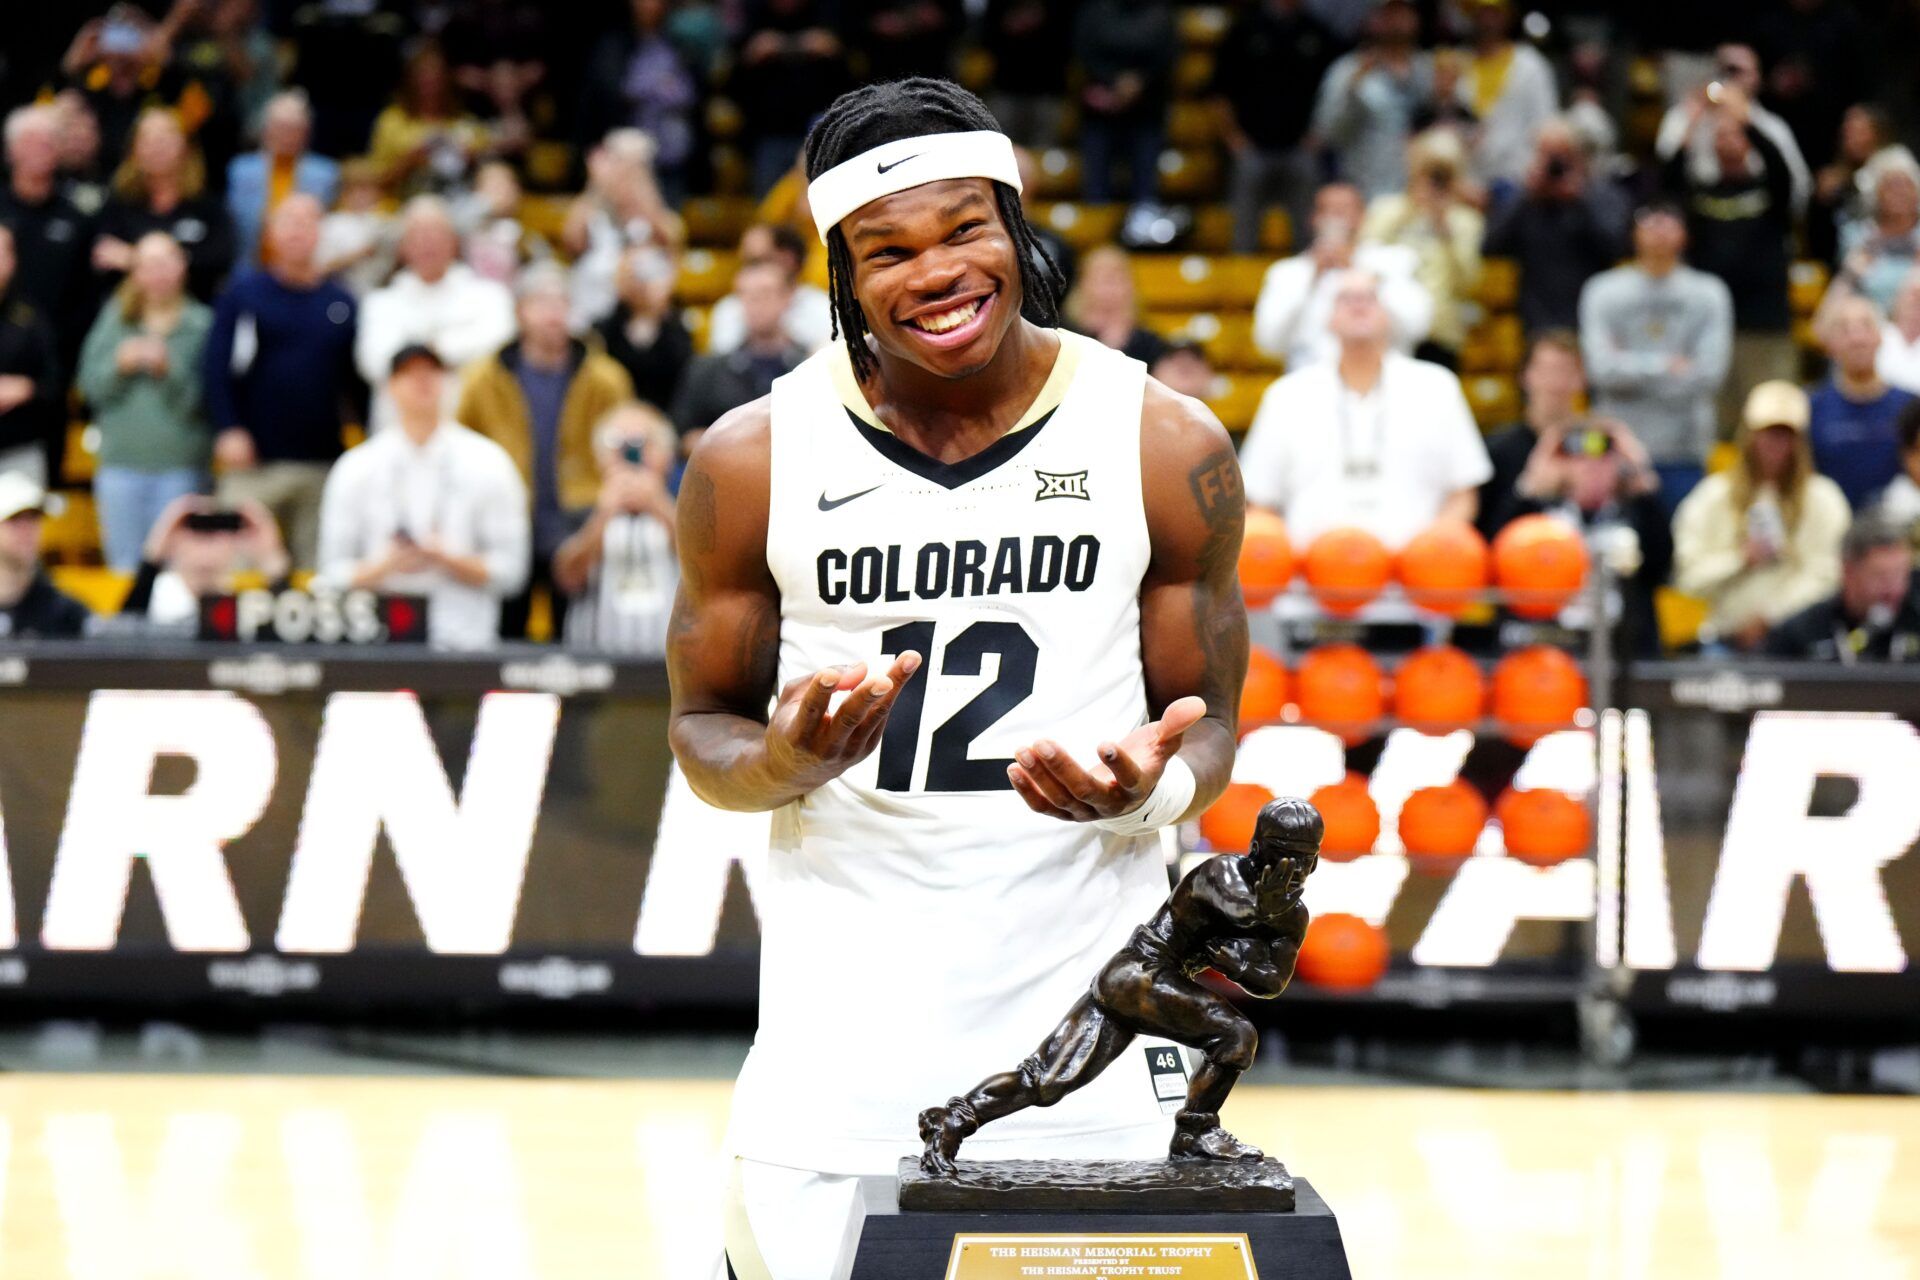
left=123, top=494, right=291, bottom=627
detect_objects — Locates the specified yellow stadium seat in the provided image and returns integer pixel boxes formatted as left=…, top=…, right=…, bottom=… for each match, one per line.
left=1143, top=310, right=1279, bottom=372
left=1789, top=260, right=1830, bottom=316
left=1035, top=202, right=1124, bottom=251
left=710, top=145, right=750, bottom=196
left=1464, top=375, right=1520, bottom=428
left=49, top=566, right=132, bottom=613
left=1460, top=313, right=1525, bottom=375
left=1656, top=587, right=1711, bottom=652
left=1474, top=258, right=1519, bottom=312
left=518, top=194, right=570, bottom=245
left=1173, top=49, right=1215, bottom=98
left=684, top=305, right=710, bottom=355
left=1706, top=441, right=1740, bottom=475
left=64, top=423, right=97, bottom=483
left=957, top=47, right=995, bottom=92
left=40, top=490, right=100, bottom=564
left=1157, top=149, right=1221, bottom=201
left=1206, top=372, right=1276, bottom=434
left=523, top=141, right=574, bottom=192
left=1177, top=6, right=1230, bottom=46
left=1134, top=255, right=1230, bottom=310
left=1189, top=207, right=1292, bottom=256
left=1167, top=102, right=1218, bottom=148
left=1793, top=315, right=1819, bottom=352
left=682, top=197, right=757, bottom=248
left=676, top=249, right=739, bottom=306
left=705, top=96, right=743, bottom=142
left=1034, top=149, right=1083, bottom=201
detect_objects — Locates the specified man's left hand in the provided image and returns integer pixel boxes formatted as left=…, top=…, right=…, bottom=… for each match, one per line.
left=1007, top=696, right=1206, bottom=822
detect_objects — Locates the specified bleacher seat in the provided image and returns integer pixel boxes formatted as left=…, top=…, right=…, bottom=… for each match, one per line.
left=519, top=194, right=570, bottom=245
left=1474, top=258, right=1519, bottom=312
left=523, top=140, right=575, bottom=192
left=49, top=566, right=132, bottom=614
left=64, top=424, right=97, bottom=483
left=1188, top=206, right=1293, bottom=255
left=1035, top=202, right=1125, bottom=251
left=1789, top=260, right=1830, bottom=316
left=1173, top=49, right=1215, bottom=97
left=1463, top=375, right=1519, bottom=428
left=41, top=491, right=100, bottom=564
left=1157, top=149, right=1222, bottom=202
left=684, top=305, right=710, bottom=355
left=676, top=249, right=739, bottom=306
left=1205, top=372, right=1276, bottom=434
left=1655, top=587, right=1710, bottom=652
left=1143, top=310, right=1280, bottom=372
left=1460, top=314, right=1525, bottom=375
left=682, top=197, right=756, bottom=249
left=1167, top=101, right=1217, bottom=148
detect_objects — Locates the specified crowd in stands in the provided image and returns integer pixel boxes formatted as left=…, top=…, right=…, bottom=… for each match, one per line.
left=0, top=0, right=1918, bottom=665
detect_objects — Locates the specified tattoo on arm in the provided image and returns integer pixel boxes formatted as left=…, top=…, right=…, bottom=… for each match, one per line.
left=1186, top=444, right=1249, bottom=737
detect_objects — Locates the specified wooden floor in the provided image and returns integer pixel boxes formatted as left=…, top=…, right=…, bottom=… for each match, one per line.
left=0, top=1074, right=1913, bottom=1279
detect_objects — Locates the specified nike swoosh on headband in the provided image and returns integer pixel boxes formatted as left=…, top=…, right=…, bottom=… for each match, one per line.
left=877, top=154, right=919, bottom=174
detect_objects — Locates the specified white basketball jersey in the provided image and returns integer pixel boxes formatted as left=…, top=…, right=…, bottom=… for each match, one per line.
left=727, top=331, right=1182, bottom=1175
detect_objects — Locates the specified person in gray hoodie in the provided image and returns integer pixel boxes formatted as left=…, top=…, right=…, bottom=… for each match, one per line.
left=1577, top=197, right=1733, bottom=515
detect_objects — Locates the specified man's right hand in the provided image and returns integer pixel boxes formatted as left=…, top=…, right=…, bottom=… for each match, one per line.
left=214, top=427, right=258, bottom=472
left=763, top=653, right=921, bottom=794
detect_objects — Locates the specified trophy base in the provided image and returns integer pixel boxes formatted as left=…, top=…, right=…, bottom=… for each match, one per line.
left=898, top=1156, right=1296, bottom=1212
left=844, top=1168, right=1351, bottom=1280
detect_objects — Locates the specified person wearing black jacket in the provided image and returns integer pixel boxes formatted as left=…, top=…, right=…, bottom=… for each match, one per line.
left=0, top=472, right=89, bottom=639
left=1495, top=421, right=1673, bottom=657
left=1663, top=81, right=1798, bottom=431
left=1477, top=329, right=1588, bottom=542
left=0, top=103, right=98, bottom=377
left=1212, top=0, right=1340, bottom=252
left=595, top=242, right=694, bottom=414
left=1765, top=514, right=1920, bottom=661
left=94, top=107, right=237, bottom=303
left=0, top=225, right=64, bottom=487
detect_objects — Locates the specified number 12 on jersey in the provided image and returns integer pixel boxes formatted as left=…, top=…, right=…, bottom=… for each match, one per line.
left=876, top=620, right=1037, bottom=792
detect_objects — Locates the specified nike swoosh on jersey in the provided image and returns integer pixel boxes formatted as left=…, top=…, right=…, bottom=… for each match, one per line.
left=818, top=484, right=885, bottom=511
left=877, top=154, right=919, bottom=174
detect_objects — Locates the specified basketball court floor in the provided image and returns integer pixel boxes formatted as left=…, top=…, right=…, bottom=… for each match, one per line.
left=0, top=1028, right=1914, bottom=1279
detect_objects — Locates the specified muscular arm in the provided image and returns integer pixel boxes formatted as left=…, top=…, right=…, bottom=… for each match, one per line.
left=664, top=400, right=788, bottom=809
left=1140, top=381, right=1250, bottom=820
left=666, top=397, right=920, bottom=810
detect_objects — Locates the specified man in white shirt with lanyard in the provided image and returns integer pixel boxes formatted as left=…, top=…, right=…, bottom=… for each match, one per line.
left=1239, top=267, right=1492, bottom=549
left=316, top=343, right=530, bottom=648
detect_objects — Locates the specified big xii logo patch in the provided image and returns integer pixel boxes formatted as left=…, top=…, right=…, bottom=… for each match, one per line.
left=1035, top=469, right=1090, bottom=501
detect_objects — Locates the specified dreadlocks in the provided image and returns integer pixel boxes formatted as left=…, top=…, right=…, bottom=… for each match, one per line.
left=803, top=78, right=1065, bottom=383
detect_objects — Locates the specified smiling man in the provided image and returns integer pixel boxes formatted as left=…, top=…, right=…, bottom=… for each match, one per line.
left=665, top=79, right=1258, bottom=1280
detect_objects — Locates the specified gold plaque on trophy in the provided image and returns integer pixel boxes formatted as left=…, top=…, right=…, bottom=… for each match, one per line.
left=945, top=1233, right=1258, bottom=1279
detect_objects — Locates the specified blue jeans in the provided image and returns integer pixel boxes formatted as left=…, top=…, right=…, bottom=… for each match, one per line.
left=1079, top=115, right=1165, bottom=206
left=1653, top=462, right=1706, bottom=523
left=95, top=466, right=206, bottom=571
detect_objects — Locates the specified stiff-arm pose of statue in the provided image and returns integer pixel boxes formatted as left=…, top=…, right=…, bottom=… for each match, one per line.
left=919, top=797, right=1322, bottom=1174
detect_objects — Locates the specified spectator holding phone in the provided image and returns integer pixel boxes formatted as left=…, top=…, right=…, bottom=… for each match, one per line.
left=317, top=344, right=528, bottom=650
left=1483, top=117, right=1630, bottom=334
left=120, top=495, right=291, bottom=626
left=1674, top=381, right=1850, bottom=652
left=77, top=232, right=214, bottom=571
left=555, top=403, right=680, bottom=655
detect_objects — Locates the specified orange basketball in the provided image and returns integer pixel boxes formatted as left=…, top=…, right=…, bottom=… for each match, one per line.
left=1392, top=645, right=1485, bottom=734
left=1490, top=646, right=1588, bottom=747
left=1398, top=780, right=1489, bottom=861
left=1238, top=509, right=1295, bottom=607
left=1310, top=772, right=1380, bottom=861
left=1239, top=646, right=1291, bottom=731
left=1496, top=787, right=1590, bottom=866
left=1492, top=514, right=1589, bottom=620
left=1397, top=521, right=1490, bottom=617
left=1294, top=643, right=1387, bottom=745
left=1295, top=913, right=1391, bottom=990
left=1198, top=782, right=1275, bottom=853
left=1304, top=526, right=1392, bottom=616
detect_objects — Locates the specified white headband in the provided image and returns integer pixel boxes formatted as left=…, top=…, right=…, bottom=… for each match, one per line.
left=806, top=130, right=1022, bottom=244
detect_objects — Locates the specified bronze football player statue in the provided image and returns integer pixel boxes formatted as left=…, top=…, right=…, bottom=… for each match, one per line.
left=918, top=797, right=1322, bottom=1176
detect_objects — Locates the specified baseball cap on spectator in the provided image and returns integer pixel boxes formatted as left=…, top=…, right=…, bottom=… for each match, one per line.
left=1743, top=380, right=1811, bottom=432
left=0, top=472, right=47, bottom=522
left=390, top=343, right=446, bottom=376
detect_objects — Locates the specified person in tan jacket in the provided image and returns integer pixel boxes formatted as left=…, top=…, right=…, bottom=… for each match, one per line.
left=457, top=262, right=634, bottom=639
left=1673, top=380, right=1852, bottom=651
